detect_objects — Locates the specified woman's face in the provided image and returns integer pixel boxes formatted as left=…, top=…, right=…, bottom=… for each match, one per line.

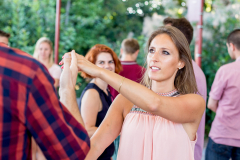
left=147, top=33, right=184, bottom=82
left=95, top=52, right=115, bottom=72
left=38, top=42, right=52, bottom=60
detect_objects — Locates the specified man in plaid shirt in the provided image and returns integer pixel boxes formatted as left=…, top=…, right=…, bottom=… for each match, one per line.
left=0, top=43, right=90, bottom=159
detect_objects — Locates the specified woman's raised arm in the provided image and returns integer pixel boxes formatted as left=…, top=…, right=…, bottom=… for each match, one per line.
left=61, top=53, right=205, bottom=124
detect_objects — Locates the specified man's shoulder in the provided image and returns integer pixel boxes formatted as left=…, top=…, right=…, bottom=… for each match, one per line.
left=217, top=61, right=237, bottom=74
left=221, top=61, right=238, bottom=69
left=0, top=45, right=47, bottom=78
left=213, top=61, right=240, bottom=81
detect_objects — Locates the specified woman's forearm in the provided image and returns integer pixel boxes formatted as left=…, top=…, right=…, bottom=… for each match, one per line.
left=98, top=68, right=160, bottom=113
left=85, top=140, right=103, bottom=160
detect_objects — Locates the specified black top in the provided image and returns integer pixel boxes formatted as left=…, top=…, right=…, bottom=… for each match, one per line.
left=79, top=83, right=115, bottom=160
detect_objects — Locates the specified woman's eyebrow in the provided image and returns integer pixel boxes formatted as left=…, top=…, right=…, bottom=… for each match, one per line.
left=149, top=46, right=172, bottom=52
left=161, top=47, right=171, bottom=51
left=157, top=47, right=172, bottom=52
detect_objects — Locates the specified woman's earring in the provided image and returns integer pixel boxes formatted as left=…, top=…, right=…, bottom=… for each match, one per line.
left=178, top=68, right=181, bottom=70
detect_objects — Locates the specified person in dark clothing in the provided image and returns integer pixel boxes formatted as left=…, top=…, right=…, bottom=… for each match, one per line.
left=79, top=44, right=122, bottom=160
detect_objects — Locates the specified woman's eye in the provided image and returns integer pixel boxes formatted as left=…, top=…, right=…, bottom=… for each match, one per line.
left=99, top=61, right=104, bottom=64
left=149, top=48, right=154, bottom=53
left=109, top=60, right=114, bottom=64
left=163, top=51, right=170, bottom=55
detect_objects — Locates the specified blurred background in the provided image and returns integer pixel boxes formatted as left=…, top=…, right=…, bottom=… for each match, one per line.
left=0, top=0, right=239, bottom=138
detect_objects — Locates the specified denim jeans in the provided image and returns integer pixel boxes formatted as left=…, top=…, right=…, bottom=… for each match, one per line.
left=205, top=137, right=240, bottom=160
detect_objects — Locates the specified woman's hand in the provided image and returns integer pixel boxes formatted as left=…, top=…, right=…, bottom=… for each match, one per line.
left=59, top=52, right=102, bottom=78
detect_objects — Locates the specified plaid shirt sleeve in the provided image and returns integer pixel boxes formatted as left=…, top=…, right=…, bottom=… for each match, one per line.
left=26, top=66, right=90, bottom=159
left=0, top=44, right=90, bottom=160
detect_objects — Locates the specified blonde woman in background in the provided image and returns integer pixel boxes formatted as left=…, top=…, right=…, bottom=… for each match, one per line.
left=32, top=37, right=61, bottom=160
left=33, top=37, right=61, bottom=89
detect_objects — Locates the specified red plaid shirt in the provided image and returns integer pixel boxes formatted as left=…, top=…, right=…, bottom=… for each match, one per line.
left=0, top=43, right=90, bottom=160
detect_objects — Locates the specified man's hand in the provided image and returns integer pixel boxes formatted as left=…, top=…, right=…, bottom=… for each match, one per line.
left=59, top=50, right=85, bottom=126
left=59, top=50, right=78, bottom=94
left=59, top=50, right=77, bottom=110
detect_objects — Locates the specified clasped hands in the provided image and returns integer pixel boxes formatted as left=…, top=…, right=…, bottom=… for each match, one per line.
left=59, top=50, right=101, bottom=95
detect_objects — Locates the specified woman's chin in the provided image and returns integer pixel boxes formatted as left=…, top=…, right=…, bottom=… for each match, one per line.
left=149, top=77, right=159, bottom=81
left=149, top=74, right=159, bottom=81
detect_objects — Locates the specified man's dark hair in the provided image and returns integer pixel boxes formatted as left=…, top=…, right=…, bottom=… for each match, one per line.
left=227, top=29, right=240, bottom=50
left=0, top=30, right=10, bottom=38
left=163, top=17, right=193, bottom=45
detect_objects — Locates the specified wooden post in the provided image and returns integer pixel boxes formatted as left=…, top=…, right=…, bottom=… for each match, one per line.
left=54, top=0, right=61, bottom=64
left=195, top=0, right=204, bottom=68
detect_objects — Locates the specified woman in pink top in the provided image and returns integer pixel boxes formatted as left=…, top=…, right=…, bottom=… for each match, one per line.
left=61, top=26, right=205, bottom=160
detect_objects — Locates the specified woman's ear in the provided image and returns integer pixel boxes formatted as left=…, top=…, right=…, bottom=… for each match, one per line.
left=178, top=60, right=185, bottom=70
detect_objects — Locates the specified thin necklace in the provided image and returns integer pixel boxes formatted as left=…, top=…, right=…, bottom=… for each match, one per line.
left=156, top=89, right=179, bottom=97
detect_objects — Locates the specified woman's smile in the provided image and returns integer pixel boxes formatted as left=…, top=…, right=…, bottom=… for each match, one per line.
left=150, top=66, right=161, bottom=72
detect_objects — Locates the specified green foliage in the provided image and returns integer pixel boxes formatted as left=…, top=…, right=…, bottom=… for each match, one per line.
left=0, top=0, right=168, bottom=97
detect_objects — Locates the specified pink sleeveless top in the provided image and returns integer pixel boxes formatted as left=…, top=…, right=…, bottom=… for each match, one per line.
left=117, top=90, right=197, bottom=160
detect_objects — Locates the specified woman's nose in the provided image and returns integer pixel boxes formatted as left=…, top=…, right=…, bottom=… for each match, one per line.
left=151, top=52, right=159, bottom=62
left=105, top=63, right=111, bottom=68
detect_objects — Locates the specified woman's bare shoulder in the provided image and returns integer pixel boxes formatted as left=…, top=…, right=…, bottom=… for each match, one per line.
left=81, top=88, right=101, bottom=109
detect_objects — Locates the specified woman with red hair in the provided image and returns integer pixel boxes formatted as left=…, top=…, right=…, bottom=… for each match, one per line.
left=79, top=44, right=122, bottom=160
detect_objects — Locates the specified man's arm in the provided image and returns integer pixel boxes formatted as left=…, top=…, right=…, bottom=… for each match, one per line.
left=208, top=67, right=226, bottom=113
left=59, top=88, right=84, bottom=126
left=59, top=51, right=85, bottom=126
left=27, top=51, right=89, bottom=159
left=207, top=97, right=218, bottom=112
